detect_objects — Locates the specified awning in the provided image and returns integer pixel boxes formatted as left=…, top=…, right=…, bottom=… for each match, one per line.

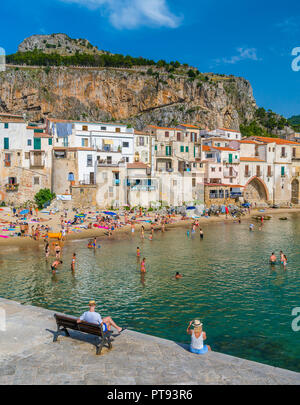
left=103, top=139, right=114, bottom=145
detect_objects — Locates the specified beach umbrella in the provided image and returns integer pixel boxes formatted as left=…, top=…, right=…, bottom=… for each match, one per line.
left=20, top=209, right=29, bottom=215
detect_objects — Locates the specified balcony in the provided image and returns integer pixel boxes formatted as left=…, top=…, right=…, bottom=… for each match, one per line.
left=6, top=183, right=19, bottom=192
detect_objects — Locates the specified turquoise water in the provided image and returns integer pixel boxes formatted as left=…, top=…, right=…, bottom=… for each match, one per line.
left=0, top=213, right=300, bottom=372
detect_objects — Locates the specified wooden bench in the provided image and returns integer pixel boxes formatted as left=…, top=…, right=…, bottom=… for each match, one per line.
left=53, top=313, right=113, bottom=355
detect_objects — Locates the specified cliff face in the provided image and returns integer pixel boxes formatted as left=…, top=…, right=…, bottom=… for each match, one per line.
left=0, top=66, right=257, bottom=130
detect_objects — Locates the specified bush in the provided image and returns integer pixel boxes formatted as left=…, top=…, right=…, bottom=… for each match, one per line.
left=34, top=188, right=56, bottom=209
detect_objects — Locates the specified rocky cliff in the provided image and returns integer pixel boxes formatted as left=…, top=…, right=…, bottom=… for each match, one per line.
left=0, top=65, right=257, bottom=130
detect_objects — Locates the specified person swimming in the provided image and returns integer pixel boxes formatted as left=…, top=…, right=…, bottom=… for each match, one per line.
left=51, top=259, right=62, bottom=274
left=270, top=252, right=277, bottom=265
left=175, top=272, right=183, bottom=279
left=140, top=258, right=146, bottom=273
left=71, top=253, right=76, bottom=271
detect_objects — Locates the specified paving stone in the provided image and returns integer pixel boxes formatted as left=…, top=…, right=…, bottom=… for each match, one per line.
left=0, top=297, right=299, bottom=385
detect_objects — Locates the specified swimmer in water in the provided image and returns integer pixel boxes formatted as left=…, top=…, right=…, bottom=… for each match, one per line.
left=187, top=230, right=190, bottom=238
left=45, top=242, right=50, bottom=259
left=141, top=258, right=146, bottom=273
left=55, top=243, right=61, bottom=259
left=199, top=229, right=203, bottom=239
left=283, top=255, right=288, bottom=268
left=270, top=252, right=277, bottom=265
left=149, top=234, right=153, bottom=241
left=175, top=272, right=183, bottom=279
left=280, top=250, right=284, bottom=264
left=51, top=259, right=62, bottom=274
left=71, top=253, right=76, bottom=272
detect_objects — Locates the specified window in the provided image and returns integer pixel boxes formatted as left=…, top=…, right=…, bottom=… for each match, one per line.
left=81, top=138, right=88, bottom=147
left=101, top=126, right=107, bottom=131
left=115, top=128, right=121, bottom=133
left=165, top=131, right=169, bottom=137
left=48, top=138, right=52, bottom=146
left=281, top=147, right=286, bottom=157
left=267, top=166, right=272, bottom=177
left=107, top=156, right=112, bottom=164
left=281, top=166, right=285, bottom=177
left=256, top=165, right=261, bottom=177
left=122, top=142, right=129, bottom=148
left=245, top=165, right=249, bottom=176
left=126, top=157, right=129, bottom=162
left=219, top=167, right=222, bottom=172
left=177, top=133, right=181, bottom=141
left=180, top=146, right=184, bottom=152
left=219, top=189, right=224, bottom=198
left=8, top=177, right=17, bottom=185
left=139, top=137, right=144, bottom=146
left=4, top=137, right=9, bottom=150
left=82, top=125, right=88, bottom=131
left=68, top=172, right=75, bottom=181
left=25, top=152, right=30, bottom=159
left=193, top=163, right=196, bottom=168
left=87, top=155, right=93, bottom=167
left=4, top=153, right=11, bottom=167
left=155, top=145, right=157, bottom=151
left=185, top=146, right=189, bottom=153
left=4, top=123, right=9, bottom=129
left=293, top=148, right=296, bottom=158
left=192, top=178, right=196, bottom=187
left=27, top=139, right=32, bottom=146
left=33, top=177, right=40, bottom=185
left=211, top=167, right=216, bottom=172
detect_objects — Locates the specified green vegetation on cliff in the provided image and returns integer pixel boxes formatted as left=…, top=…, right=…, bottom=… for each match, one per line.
left=240, top=107, right=289, bottom=137
left=288, top=115, right=300, bottom=132
left=6, top=50, right=184, bottom=71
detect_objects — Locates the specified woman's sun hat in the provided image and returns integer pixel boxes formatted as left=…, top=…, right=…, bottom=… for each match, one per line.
left=192, top=320, right=203, bottom=327
left=89, top=300, right=96, bottom=306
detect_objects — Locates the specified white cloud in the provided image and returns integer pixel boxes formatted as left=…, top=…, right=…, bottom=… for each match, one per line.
left=61, top=0, right=182, bottom=29
left=276, top=17, right=299, bottom=34
left=214, top=47, right=262, bottom=65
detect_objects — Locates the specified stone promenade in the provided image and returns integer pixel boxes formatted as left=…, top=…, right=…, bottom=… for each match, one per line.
left=0, top=298, right=299, bottom=385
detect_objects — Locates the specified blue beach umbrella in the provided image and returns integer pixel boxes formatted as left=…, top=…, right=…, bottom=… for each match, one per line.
left=20, top=209, right=29, bottom=215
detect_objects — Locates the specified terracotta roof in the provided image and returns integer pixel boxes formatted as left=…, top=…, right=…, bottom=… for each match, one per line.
left=202, top=145, right=211, bottom=152
left=218, top=128, right=240, bottom=133
left=239, top=140, right=261, bottom=144
left=1, top=119, right=25, bottom=123
left=0, top=112, right=24, bottom=118
left=212, top=146, right=237, bottom=152
left=178, top=124, right=200, bottom=129
left=127, top=162, right=150, bottom=169
left=240, top=157, right=265, bottom=162
left=250, top=136, right=299, bottom=145
left=134, top=130, right=149, bottom=135
left=148, top=125, right=177, bottom=131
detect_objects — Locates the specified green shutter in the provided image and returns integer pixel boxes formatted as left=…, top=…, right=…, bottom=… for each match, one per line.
left=229, top=154, right=233, bottom=163
left=48, top=138, right=52, bottom=146
left=4, top=123, right=9, bottom=129
left=180, top=146, right=184, bottom=152
left=34, top=138, right=41, bottom=150
left=155, top=145, right=157, bottom=151
left=4, top=138, right=9, bottom=150
left=281, top=166, right=285, bottom=176
left=194, top=146, right=196, bottom=157
left=186, top=146, right=189, bottom=153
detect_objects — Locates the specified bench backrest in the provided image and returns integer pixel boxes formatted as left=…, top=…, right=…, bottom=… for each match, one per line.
left=54, top=313, right=103, bottom=337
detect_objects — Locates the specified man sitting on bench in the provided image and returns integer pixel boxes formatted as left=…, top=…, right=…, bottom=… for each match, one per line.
left=77, top=300, right=124, bottom=334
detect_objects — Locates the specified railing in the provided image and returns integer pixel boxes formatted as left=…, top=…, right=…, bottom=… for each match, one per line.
left=5, top=183, right=19, bottom=192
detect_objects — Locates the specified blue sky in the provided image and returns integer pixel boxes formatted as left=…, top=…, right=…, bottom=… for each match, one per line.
left=1, top=0, right=300, bottom=118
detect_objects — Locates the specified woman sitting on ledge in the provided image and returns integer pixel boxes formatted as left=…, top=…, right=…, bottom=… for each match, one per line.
left=187, top=320, right=211, bottom=354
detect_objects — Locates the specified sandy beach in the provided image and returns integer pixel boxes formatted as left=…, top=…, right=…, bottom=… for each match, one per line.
left=0, top=206, right=299, bottom=249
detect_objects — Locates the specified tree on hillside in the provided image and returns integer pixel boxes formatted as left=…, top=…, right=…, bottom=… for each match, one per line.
left=34, top=188, right=56, bottom=209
